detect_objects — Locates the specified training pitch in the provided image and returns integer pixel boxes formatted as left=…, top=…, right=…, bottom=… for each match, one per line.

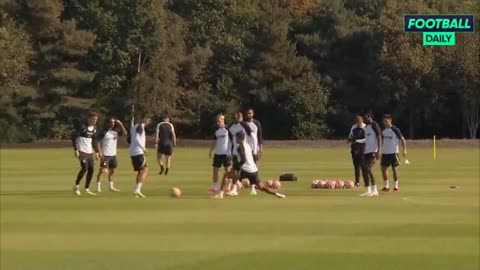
left=1, top=146, right=479, bottom=270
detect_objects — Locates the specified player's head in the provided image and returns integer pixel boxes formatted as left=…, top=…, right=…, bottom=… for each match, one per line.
left=383, top=114, right=393, bottom=127
left=234, top=112, right=243, bottom=123
left=244, top=108, right=254, bottom=121
left=88, top=112, right=99, bottom=126
left=217, top=114, right=225, bottom=127
left=141, top=114, right=152, bottom=125
left=108, top=117, right=116, bottom=129
left=235, top=131, right=245, bottom=143
left=361, top=112, right=372, bottom=124
left=162, top=115, right=170, bottom=123
left=355, top=114, right=363, bottom=125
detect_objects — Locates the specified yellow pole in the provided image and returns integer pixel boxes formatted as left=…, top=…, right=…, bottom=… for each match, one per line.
left=433, top=135, right=436, bottom=160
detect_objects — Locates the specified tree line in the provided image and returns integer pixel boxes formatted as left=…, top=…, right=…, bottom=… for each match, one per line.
left=0, top=0, right=479, bottom=143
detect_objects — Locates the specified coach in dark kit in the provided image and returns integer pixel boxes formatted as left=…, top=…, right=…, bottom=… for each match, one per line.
left=348, top=114, right=366, bottom=187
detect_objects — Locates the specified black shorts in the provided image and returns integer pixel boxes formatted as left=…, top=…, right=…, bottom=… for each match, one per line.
left=101, top=156, right=118, bottom=169
left=364, top=153, right=376, bottom=166
left=131, top=155, right=147, bottom=171
left=240, top=171, right=260, bottom=186
left=212, top=154, right=231, bottom=168
left=157, top=144, right=173, bottom=156
left=381, top=154, right=400, bottom=167
left=79, top=152, right=94, bottom=168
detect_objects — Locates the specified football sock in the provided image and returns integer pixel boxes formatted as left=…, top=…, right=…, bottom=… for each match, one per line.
left=135, top=182, right=143, bottom=193
left=97, top=182, right=101, bottom=190
left=367, top=186, right=372, bottom=193
left=109, top=181, right=114, bottom=189
left=394, top=181, right=399, bottom=189
left=384, top=180, right=389, bottom=188
left=164, top=168, right=169, bottom=175
left=231, top=184, right=238, bottom=193
left=372, top=185, right=378, bottom=192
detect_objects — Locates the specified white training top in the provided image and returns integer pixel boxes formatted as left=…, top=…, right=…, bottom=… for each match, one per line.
left=214, top=127, right=231, bottom=155
left=128, top=124, right=146, bottom=156
left=245, top=121, right=259, bottom=155
left=101, top=129, right=118, bottom=156
left=364, top=122, right=381, bottom=154
left=349, top=122, right=366, bottom=138
left=75, top=125, right=96, bottom=154
left=239, top=142, right=258, bottom=173
left=382, top=126, right=404, bottom=154
left=228, top=123, right=246, bottom=155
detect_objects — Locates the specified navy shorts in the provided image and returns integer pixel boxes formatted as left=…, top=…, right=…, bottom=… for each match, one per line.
left=101, top=156, right=118, bottom=169
left=364, top=152, right=376, bottom=166
left=381, top=154, right=400, bottom=167
left=79, top=152, right=94, bottom=169
left=240, top=171, right=260, bottom=186
left=158, top=144, right=173, bottom=156
left=212, top=154, right=231, bottom=168
left=131, top=155, right=147, bottom=171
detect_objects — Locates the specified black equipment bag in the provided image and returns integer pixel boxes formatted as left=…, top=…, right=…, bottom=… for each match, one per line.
left=279, top=173, right=297, bottom=181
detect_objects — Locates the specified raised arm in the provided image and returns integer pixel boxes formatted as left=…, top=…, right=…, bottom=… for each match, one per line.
left=116, top=120, right=128, bottom=136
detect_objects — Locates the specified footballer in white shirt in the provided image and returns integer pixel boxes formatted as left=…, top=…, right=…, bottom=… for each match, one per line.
left=360, top=112, right=382, bottom=197
left=128, top=114, right=152, bottom=198
left=381, top=114, right=407, bottom=192
left=208, top=114, right=232, bottom=193
left=95, top=118, right=127, bottom=192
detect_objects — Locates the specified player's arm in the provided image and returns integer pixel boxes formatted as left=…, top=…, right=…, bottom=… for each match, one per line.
left=116, top=120, right=128, bottom=136
left=154, top=123, right=160, bottom=148
left=239, top=122, right=253, bottom=137
left=171, top=124, right=177, bottom=147
left=393, top=126, right=407, bottom=157
left=71, top=127, right=80, bottom=158
left=92, top=129, right=101, bottom=159
left=209, top=134, right=216, bottom=158
left=254, top=120, right=264, bottom=154
left=373, top=122, right=382, bottom=159
left=237, top=143, right=247, bottom=167
left=348, top=125, right=355, bottom=142
left=227, top=130, right=233, bottom=157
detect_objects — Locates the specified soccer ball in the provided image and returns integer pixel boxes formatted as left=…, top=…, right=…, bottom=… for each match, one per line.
left=318, top=180, right=327, bottom=189
left=345, top=180, right=354, bottom=189
left=241, top=178, right=251, bottom=188
left=171, top=187, right=181, bottom=198
left=327, top=180, right=336, bottom=189
left=336, top=180, right=345, bottom=189
left=272, top=180, right=281, bottom=189
left=267, top=179, right=274, bottom=188
left=312, top=180, right=319, bottom=189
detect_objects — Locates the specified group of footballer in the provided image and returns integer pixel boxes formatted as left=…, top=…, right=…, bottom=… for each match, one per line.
left=70, top=109, right=285, bottom=199
left=348, top=112, right=407, bottom=197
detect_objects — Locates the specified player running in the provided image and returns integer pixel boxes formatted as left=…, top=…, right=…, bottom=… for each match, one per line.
left=381, top=114, right=407, bottom=192
left=155, top=115, right=176, bottom=175
left=129, top=114, right=152, bottom=198
left=72, top=112, right=100, bottom=196
left=348, top=114, right=366, bottom=187
left=213, top=132, right=285, bottom=199
left=243, top=108, right=264, bottom=162
left=360, top=112, right=382, bottom=197
left=95, top=118, right=127, bottom=192
left=208, top=114, right=232, bottom=193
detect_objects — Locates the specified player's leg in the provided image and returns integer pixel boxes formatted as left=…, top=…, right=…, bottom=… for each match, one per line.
left=381, top=165, right=390, bottom=191
left=392, top=154, right=400, bottom=191
left=366, top=155, right=379, bottom=197
left=108, top=157, right=119, bottom=191
left=227, top=169, right=240, bottom=196
left=163, top=144, right=173, bottom=175
left=84, top=154, right=96, bottom=195
left=210, top=157, right=220, bottom=193
left=96, top=158, right=108, bottom=192
left=73, top=155, right=88, bottom=195
left=164, top=155, right=171, bottom=175
left=213, top=168, right=234, bottom=199
left=352, top=153, right=361, bottom=186
left=250, top=173, right=285, bottom=198
left=133, top=155, right=148, bottom=198
left=360, top=155, right=371, bottom=196
left=157, top=151, right=164, bottom=174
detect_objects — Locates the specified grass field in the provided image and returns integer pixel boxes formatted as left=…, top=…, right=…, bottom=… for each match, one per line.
left=1, top=146, right=479, bottom=270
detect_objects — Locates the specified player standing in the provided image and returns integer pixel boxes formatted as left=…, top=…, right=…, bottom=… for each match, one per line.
left=234, top=132, right=284, bottom=198
left=96, top=118, right=127, bottom=192
left=360, top=112, right=382, bottom=197
left=381, top=114, right=407, bottom=192
left=71, top=112, right=100, bottom=196
left=243, top=108, right=264, bottom=162
left=348, top=114, right=366, bottom=187
left=226, top=112, right=252, bottom=196
left=208, top=114, right=232, bottom=193
left=129, top=114, right=152, bottom=198
left=155, top=115, right=176, bottom=175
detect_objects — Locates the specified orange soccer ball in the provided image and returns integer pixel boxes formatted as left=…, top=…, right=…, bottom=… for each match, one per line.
left=171, top=187, right=182, bottom=198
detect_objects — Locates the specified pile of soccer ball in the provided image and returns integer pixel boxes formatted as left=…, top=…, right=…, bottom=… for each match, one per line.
left=236, top=179, right=282, bottom=189
left=311, top=179, right=355, bottom=189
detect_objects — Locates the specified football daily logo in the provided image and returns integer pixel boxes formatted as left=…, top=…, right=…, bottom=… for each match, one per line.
left=404, top=15, right=475, bottom=46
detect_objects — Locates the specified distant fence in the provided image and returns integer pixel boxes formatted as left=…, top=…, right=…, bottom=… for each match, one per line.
left=1, top=139, right=478, bottom=149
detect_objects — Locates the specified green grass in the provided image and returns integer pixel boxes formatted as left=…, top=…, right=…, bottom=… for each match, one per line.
left=1, top=146, right=479, bottom=270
